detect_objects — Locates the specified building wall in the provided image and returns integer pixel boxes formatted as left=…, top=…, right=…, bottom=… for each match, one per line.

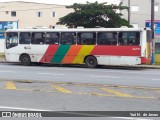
left=0, top=1, right=73, bottom=28
left=121, top=0, right=160, bottom=28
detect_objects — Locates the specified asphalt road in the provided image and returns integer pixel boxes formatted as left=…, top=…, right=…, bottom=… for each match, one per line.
left=0, top=63, right=160, bottom=120
left=0, top=63, right=160, bottom=87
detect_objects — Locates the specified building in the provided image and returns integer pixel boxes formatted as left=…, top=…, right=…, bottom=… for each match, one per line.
left=121, top=0, right=160, bottom=63
left=0, top=1, right=73, bottom=52
left=0, top=1, right=73, bottom=28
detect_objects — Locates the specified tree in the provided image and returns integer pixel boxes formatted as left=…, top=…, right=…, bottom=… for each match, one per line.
left=56, top=1, right=132, bottom=28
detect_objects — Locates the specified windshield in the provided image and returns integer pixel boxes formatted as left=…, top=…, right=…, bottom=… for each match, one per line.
left=6, top=32, right=18, bottom=49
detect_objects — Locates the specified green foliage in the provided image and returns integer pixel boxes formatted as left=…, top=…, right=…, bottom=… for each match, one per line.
left=56, top=1, right=132, bottom=28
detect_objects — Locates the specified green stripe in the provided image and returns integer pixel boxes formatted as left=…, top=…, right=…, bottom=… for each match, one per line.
left=51, top=45, right=71, bottom=63
left=155, top=52, right=160, bottom=54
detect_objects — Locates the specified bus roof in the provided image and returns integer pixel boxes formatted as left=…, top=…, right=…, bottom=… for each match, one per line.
left=6, top=28, right=150, bottom=32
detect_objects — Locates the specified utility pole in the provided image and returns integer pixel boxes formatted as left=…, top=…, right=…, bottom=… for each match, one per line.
left=151, top=0, right=154, bottom=38
left=151, top=0, right=155, bottom=64
left=128, top=0, right=130, bottom=24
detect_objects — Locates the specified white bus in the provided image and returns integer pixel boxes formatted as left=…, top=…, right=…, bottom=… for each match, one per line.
left=5, top=28, right=152, bottom=68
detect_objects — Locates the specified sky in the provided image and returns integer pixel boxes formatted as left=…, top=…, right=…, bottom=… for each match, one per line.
left=0, top=0, right=120, bottom=5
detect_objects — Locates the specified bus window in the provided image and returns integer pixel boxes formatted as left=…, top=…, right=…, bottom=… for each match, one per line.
left=60, top=32, right=76, bottom=45
left=19, top=32, right=31, bottom=44
left=118, top=32, right=140, bottom=45
left=97, top=32, right=117, bottom=45
left=77, top=32, right=96, bottom=45
left=6, top=32, right=18, bottom=49
left=31, top=32, right=45, bottom=44
left=45, top=32, right=59, bottom=44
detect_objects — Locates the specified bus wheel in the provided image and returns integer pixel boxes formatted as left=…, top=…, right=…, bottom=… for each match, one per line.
left=20, top=54, right=31, bottom=66
left=85, top=56, right=97, bottom=68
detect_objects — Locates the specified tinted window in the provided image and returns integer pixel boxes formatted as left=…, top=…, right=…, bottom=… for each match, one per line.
left=31, top=32, right=45, bottom=44
left=19, top=32, right=31, bottom=44
left=77, top=32, right=96, bottom=45
left=60, top=32, right=76, bottom=45
left=118, top=32, right=140, bottom=45
left=6, top=32, right=18, bottom=49
left=46, top=32, right=59, bottom=44
left=97, top=32, right=117, bottom=45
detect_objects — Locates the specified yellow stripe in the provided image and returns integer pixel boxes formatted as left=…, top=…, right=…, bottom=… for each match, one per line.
left=6, top=81, right=16, bottom=89
left=73, top=45, right=95, bottom=64
left=100, top=88, right=133, bottom=97
left=51, top=84, right=72, bottom=94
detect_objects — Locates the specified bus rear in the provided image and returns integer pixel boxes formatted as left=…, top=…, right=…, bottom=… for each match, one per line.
left=141, top=29, right=152, bottom=64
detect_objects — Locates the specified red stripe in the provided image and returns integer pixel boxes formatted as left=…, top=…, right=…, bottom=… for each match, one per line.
left=91, top=46, right=141, bottom=56
left=141, top=57, right=151, bottom=64
left=40, top=45, right=59, bottom=62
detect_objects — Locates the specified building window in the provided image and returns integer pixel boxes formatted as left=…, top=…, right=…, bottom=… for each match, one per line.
left=131, top=6, right=139, bottom=12
left=11, top=11, right=16, bottom=17
left=37, top=12, right=42, bottom=17
left=51, top=12, right=56, bottom=17
left=155, top=6, right=158, bottom=12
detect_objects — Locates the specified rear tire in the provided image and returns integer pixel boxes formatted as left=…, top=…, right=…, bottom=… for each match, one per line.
left=85, top=56, right=97, bottom=68
left=20, top=54, right=31, bottom=66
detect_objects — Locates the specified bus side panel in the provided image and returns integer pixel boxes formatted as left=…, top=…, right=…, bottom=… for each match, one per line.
left=23, top=45, right=48, bottom=62
left=96, top=56, right=141, bottom=65
left=41, top=45, right=94, bottom=64
left=51, top=45, right=71, bottom=64
left=40, top=45, right=59, bottom=63
left=91, top=45, right=141, bottom=65
left=91, top=45, right=141, bottom=56
left=72, top=45, right=95, bottom=64
left=62, top=45, right=82, bottom=64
